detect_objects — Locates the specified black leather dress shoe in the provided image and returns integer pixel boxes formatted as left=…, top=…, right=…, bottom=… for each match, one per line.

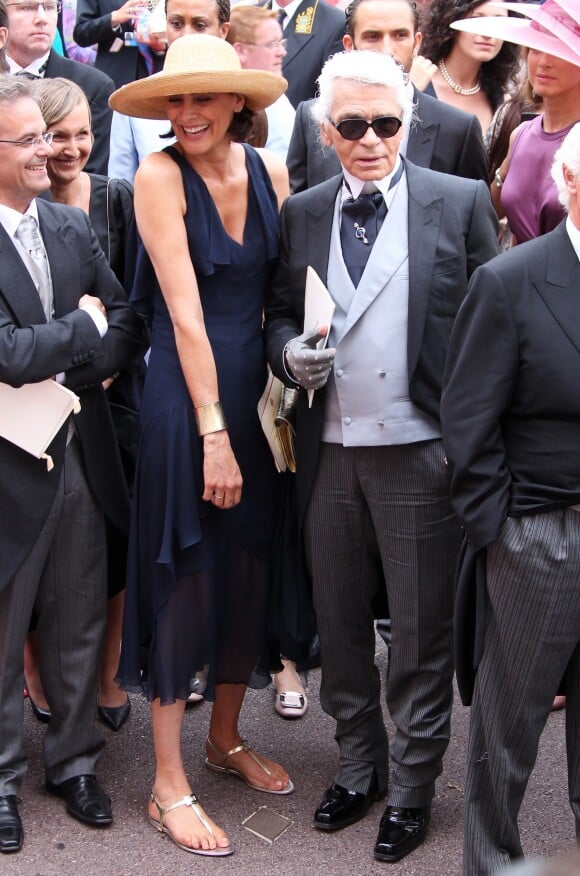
left=0, top=796, right=23, bottom=854
left=313, top=782, right=379, bottom=831
left=374, top=805, right=430, bottom=862
left=97, top=698, right=131, bottom=732
left=46, top=775, right=112, bottom=827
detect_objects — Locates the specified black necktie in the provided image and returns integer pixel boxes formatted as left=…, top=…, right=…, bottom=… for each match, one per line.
left=340, top=191, right=387, bottom=287
left=276, top=8, right=287, bottom=26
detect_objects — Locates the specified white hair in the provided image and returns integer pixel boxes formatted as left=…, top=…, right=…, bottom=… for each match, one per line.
left=310, top=50, right=414, bottom=131
left=550, top=122, right=580, bottom=211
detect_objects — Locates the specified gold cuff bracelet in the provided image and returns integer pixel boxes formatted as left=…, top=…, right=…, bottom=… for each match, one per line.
left=195, top=401, right=228, bottom=436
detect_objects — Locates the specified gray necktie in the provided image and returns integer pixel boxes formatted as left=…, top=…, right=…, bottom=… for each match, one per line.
left=15, top=214, right=53, bottom=321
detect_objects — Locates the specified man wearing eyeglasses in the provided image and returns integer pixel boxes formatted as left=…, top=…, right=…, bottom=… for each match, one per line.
left=227, top=5, right=295, bottom=160
left=4, top=0, right=114, bottom=174
left=265, top=49, right=498, bottom=864
left=0, top=77, right=146, bottom=854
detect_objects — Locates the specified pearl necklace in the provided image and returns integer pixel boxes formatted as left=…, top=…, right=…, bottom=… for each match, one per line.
left=438, top=60, right=481, bottom=96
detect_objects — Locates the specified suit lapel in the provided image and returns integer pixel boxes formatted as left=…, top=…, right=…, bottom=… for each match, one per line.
left=43, top=49, right=60, bottom=78
left=37, top=200, right=81, bottom=320
left=406, top=162, right=444, bottom=377
left=0, top=223, right=47, bottom=326
left=406, top=91, right=438, bottom=168
left=341, top=182, right=408, bottom=338
left=304, top=176, right=341, bottom=287
left=534, top=223, right=580, bottom=352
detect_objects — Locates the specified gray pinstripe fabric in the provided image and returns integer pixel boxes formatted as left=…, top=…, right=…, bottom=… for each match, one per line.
left=0, top=438, right=107, bottom=795
left=304, top=439, right=460, bottom=803
left=464, top=510, right=580, bottom=875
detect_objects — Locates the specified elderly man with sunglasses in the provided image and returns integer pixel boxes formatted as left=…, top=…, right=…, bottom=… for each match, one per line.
left=265, top=49, right=498, bottom=865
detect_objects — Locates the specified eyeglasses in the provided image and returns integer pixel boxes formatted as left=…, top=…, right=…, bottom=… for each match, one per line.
left=0, top=132, right=54, bottom=148
left=246, top=38, right=287, bottom=50
left=327, top=115, right=403, bottom=141
left=6, top=1, right=62, bottom=13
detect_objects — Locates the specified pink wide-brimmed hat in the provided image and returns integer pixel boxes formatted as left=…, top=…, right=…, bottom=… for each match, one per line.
left=450, top=0, right=580, bottom=66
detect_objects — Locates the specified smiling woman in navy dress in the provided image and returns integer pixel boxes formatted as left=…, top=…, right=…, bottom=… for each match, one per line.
left=109, top=34, right=292, bottom=857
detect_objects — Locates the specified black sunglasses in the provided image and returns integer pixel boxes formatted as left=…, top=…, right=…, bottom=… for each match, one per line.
left=327, top=115, right=403, bottom=141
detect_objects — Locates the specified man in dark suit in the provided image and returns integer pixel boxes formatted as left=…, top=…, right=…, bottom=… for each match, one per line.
left=441, top=123, right=580, bottom=875
left=5, top=0, right=114, bottom=173
left=287, top=0, right=488, bottom=192
left=265, top=49, right=498, bottom=864
left=266, top=0, right=345, bottom=108
left=0, top=77, right=146, bottom=854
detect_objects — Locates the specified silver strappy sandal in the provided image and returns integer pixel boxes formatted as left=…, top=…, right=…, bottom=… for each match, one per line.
left=149, top=791, right=233, bottom=856
left=205, top=736, right=294, bottom=795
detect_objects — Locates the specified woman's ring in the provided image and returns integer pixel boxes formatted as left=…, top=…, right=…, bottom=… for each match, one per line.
left=214, top=493, right=224, bottom=500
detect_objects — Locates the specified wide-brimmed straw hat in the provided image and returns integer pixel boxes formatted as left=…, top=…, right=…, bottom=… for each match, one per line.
left=109, top=34, right=287, bottom=119
left=450, top=0, right=580, bottom=66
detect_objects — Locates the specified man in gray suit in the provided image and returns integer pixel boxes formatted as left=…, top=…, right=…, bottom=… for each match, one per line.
left=442, top=123, right=580, bottom=875
left=0, top=77, right=145, bottom=854
left=265, top=49, right=498, bottom=863
left=286, top=0, right=488, bottom=193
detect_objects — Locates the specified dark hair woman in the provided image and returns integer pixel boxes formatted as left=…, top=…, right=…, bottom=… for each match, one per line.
left=109, top=34, right=292, bottom=856
left=420, top=0, right=521, bottom=134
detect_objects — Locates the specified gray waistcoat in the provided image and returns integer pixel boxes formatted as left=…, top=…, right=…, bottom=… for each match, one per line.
left=321, top=177, right=440, bottom=446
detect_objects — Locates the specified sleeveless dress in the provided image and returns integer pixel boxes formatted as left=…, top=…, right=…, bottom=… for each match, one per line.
left=117, top=144, right=280, bottom=704
left=501, top=115, right=573, bottom=244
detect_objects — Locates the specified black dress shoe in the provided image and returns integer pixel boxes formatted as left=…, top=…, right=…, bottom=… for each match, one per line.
left=97, top=698, right=131, bottom=731
left=46, top=775, right=112, bottom=827
left=374, top=805, right=430, bottom=862
left=0, top=796, right=23, bottom=854
left=28, top=694, right=51, bottom=724
left=313, top=782, right=379, bottom=831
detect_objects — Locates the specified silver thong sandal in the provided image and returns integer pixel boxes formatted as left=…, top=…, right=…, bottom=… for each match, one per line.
left=149, top=791, right=233, bottom=856
left=205, top=736, right=295, bottom=795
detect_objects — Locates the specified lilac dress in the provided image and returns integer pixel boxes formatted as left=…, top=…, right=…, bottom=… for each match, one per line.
left=501, top=114, right=573, bottom=244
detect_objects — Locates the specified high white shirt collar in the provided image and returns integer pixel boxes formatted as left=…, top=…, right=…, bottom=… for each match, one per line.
left=341, top=155, right=403, bottom=201
left=0, top=199, right=40, bottom=240
left=7, top=51, right=50, bottom=77
left=271, top=0, right=303, bottom=28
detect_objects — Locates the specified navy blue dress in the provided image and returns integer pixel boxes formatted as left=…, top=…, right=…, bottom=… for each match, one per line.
left=118, top=144, right=280, bottom=704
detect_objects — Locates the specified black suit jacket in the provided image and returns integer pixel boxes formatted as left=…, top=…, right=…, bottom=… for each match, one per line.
left=0, top=200, right=147, bottom=593
left=287, top=88, right=488, bottom=192
left=442, top=221, right=580, bottom=553
left=277, top=0, right=345, bottom=109
left=74, top=0, right=163, bottom=88
left=44, top=49, right=114, bottom=174
left=265, top=160, right=499, bottom=528
left=441, top=221, right=580, bottom=703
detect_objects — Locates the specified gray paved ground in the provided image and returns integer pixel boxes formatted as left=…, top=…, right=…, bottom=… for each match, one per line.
left=3, top=641, right=575, bottom=876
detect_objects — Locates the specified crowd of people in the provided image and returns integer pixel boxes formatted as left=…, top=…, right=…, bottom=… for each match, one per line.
left=0, top=0, right=578, bottom=873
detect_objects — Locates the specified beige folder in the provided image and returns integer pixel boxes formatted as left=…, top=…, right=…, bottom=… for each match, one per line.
left=0, top=379, right=81, bottom=471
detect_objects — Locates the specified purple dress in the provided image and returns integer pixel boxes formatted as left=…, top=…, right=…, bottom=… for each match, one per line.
left=118, top=145, right=280, bottom=704
left=501, top=114, right=573, bottom=244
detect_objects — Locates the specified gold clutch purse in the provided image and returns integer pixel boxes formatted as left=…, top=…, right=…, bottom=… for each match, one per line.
left=257, top=372, right=298, bottom=473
